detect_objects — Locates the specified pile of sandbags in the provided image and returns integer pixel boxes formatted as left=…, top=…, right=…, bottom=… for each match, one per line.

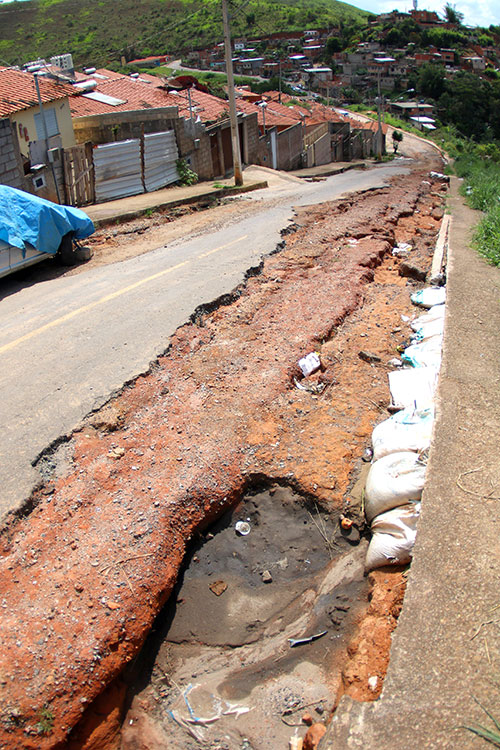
left=365, top=289, right=445, bottom=570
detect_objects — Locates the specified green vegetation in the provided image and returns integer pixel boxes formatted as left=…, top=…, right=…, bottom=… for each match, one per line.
left=0, top=0, right=368, bottom=68
left=176, top=158, right=198, bottom=186
left=464, top=700, right=500, bottom=747
left=453, top=144, right=500, bottom=266
left=36, top=706, right=54, bottom=735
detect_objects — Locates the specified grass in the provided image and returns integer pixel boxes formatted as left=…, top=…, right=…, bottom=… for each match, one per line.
left=454, top=150, right=500, bottom=266
left=464, top=700, right=500, bottom=747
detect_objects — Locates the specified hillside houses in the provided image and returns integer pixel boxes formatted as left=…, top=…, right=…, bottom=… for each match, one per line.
left=1, top=60, right=387, bottom=207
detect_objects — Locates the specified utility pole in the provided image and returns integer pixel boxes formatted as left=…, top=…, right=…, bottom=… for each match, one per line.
left=376, top=68, right=383, bottom=159
left=221, top=0, right=243, bottom=186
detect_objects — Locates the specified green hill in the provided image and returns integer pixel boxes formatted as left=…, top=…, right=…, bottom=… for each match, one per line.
left=0, top=0, right=369, bottom=69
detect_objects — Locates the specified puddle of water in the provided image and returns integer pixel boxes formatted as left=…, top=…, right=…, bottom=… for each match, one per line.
left=120, top=486, right=368, bottom=750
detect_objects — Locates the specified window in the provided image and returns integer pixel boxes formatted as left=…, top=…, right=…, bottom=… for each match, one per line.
left=34, top=107, right=60, bottom=140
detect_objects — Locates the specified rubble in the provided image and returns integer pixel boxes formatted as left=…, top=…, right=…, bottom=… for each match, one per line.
left=0, top=158, right=446, bottom=747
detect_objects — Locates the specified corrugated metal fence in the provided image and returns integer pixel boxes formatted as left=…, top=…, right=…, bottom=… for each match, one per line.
left=143, top=131, right=179, bottom=192
left=93, top=139, right=143, bottom=202
left=91, top=130, right=180, bottom=203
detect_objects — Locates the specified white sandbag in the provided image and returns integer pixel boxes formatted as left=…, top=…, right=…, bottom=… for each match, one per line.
left=364, top=451, right=427, bottom=522
left=401, top=335, right=443, bottom=369
left=410, top=316, right=444, bottom=343
left=410, top=304, right=445, bottom=331
left=388, top=367, right=438, bottom=409
left=365, top=503, right=421, bottom=571
left=411, top=287, right=446, bottom=309
left=371, top=405, right=434, bottom=461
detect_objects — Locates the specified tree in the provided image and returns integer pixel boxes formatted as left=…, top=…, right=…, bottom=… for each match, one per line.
left=325, top=36, right=342, bottom=55
left=418, top=63, right=447, bottom=100
left=442, top=3, right=464, bottom=25
left=392, top=130, right=403, bottom=153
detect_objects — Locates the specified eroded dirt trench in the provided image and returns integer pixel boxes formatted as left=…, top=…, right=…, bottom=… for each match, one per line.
left=0, top=153, right=445, bottom=749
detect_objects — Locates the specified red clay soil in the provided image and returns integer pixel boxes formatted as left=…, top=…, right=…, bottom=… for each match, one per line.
left=0, top=156, right=445, bottom=749
left=339, top=568, right=407, bottom=704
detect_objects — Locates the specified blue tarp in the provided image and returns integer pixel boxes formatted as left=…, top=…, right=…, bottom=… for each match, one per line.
left=0, top=186, right=94, bottom=255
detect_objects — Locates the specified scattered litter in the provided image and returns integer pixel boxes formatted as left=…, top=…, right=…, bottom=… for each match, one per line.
left=261, top=569, right=273, bottom=583
left=388, top=367, right=438, bottom=410
left=208, top=580, right=227, bottom=596
left=340, top=515, right=353, bottom=530
left=411, top=287, right=446, bottom=309
left=289, top=735, right=303, bottom=750
left=368, top=676, right=379, bottom=691
left=347, top=238, right=359, bottom=246
left=392, top=242, right=412, bottom=256
left=294, top=377, right=326, bottom=395
left=223, top=704, right=251, bottom=718
left=371, top=405, right=434, bottom=461
left=235, top=521, right=251, bottom=536
left=364, top=451, right=427, bottom=522
left=401, top=314, right=411, bottom=322
left=168, top=683, right=251, bottom=742
left=298, top=352, right=321, bottom=377
left=365, top=503, right=421, bottom=571
left=358, top=350, right=381, bottom=364
left=430, top=171, right=449, bottom=182
left=288, top=630, right=327, bottom=648
left=168, top=709, right=205, bottom=741
left=362, top=447, right=373, bottom=462
left=387, top=357, right=403, bottom=367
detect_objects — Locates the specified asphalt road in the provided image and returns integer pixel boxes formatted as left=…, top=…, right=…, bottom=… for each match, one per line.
left=0, top=162, right=410, bottom=518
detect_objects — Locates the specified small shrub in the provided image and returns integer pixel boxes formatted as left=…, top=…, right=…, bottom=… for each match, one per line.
left=36, top=706, right=54, bottom=735
left=176, top=159, right=198, bottom=186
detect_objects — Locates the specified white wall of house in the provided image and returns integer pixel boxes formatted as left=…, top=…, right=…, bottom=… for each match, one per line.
left=9, top=98, right=75, bottom=158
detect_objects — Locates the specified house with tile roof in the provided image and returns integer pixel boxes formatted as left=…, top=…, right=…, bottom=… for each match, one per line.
left=0, top=67, right=76, bottom=159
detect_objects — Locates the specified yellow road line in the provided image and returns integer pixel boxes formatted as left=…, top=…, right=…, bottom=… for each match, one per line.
left=197, top=234, right=247, bottom=259
left=0, top=234, right=247, bottom=356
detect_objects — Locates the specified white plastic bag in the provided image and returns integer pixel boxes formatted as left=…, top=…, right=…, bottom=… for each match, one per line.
left=401, top=335, right=443, bottom=369
left=365, top=451, right=427, bottom=522
left=411, top=287, right=446, bottom=309
left=388, top=367, right=438, bottom=409
left=371, top=405, right=434, bottom=461
left=365, top=503, right=421, bottom=571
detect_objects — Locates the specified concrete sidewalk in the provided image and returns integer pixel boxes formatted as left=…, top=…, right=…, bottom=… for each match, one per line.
left=322, top=177, right=500, bottom=748
left=85, top=171, right=268, bottom=228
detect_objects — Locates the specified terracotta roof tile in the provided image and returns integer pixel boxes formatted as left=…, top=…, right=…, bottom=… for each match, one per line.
left=0, top=67, right=75, bottom=117
left=69, top=78, right=180, bottom=117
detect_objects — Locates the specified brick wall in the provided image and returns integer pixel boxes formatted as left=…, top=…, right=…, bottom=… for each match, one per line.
left=242, top=113, right=260, bottom=164
left=277, top=122, right=303, bottom=171
left=0, top=118, right=29, bottom=191
left=72, top=108, right=180, bottom=145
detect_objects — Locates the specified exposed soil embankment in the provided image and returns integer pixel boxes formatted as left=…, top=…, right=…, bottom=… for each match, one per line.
left=0, top=156, right=445, bottom=749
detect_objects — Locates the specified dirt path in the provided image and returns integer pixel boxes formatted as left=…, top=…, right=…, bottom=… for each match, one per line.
left=0, top=152, right=446, bottom=749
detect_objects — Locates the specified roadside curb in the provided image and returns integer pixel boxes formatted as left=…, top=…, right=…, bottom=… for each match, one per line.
left=321, top=176, right=500, bottom=750
left=89, top=180, right=269, bottom=229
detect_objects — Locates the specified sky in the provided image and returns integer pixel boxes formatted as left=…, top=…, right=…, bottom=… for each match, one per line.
left=0, top=0, right=498, bottom=29
left=358, top=0, right=500, bottom=28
